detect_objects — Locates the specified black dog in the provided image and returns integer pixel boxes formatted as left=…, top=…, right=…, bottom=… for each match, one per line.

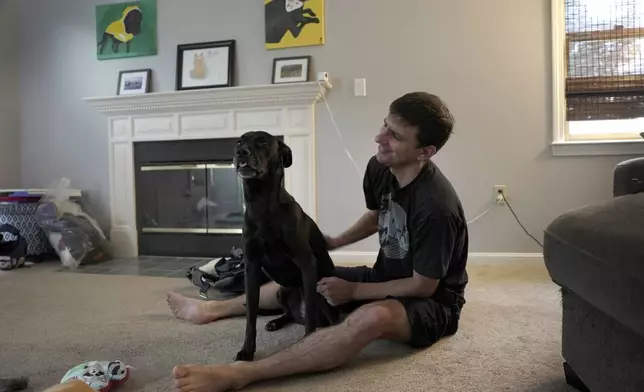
left=265, top=0, right=320, bottom=44
left=233, top=131, right=337, bottom=362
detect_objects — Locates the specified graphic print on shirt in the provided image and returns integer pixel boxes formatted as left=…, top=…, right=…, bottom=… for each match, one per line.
left=378, top=193, right=409, bottom=259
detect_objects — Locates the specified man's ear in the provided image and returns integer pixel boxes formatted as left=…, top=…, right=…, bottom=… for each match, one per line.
left=417, top=145, right=437, bottom=161
left=278, top=140, right=293, bottom=168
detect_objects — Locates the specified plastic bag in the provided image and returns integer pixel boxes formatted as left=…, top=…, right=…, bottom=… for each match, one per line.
left=35, top=178, right=113, bottom=269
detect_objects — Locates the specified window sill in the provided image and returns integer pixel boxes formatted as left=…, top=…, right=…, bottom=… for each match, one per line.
left=551, top=139, right=644, bottom=157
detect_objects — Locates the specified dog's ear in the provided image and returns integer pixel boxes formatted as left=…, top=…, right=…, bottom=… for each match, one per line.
left=278, top=140, right=292, bottom=168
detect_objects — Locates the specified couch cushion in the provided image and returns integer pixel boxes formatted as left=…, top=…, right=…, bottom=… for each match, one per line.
left=546, top=193, right=644, bottom=284
left=543, top=193, right=644, bottom=338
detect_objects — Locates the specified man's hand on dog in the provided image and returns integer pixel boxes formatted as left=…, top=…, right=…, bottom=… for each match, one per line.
left=317, top=277, right=356, bottom=306
left=324, top=235, right=341, bottom=250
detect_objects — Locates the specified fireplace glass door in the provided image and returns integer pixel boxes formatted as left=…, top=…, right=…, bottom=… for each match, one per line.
left=138, top=163, right=244, bottom=235
left=206, top=163, right=245, bottom=232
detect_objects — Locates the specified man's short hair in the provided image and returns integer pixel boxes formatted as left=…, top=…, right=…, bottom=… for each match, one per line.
left=389, top=92, right=455, bottom=152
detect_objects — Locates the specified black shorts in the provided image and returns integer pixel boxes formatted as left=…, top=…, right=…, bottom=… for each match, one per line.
left=276, top=266, right=465, bottom=348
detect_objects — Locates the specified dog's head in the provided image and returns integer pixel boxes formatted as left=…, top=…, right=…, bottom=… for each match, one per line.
left=123, top=6, right=143, bottom=35
left=234, top=131, right=292, bottom=180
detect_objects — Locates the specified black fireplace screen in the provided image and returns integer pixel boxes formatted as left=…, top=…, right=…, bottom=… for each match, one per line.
left=132, top=136, right=282, bottom=257
left=137, top=163, right=244, bottom=234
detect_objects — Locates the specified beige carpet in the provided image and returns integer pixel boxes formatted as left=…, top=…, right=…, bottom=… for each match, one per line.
left=0, top=259, right=575, bottom=392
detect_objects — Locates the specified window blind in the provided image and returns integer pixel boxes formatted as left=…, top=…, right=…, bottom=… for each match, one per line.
left=565, top=0, right=644, bottom=121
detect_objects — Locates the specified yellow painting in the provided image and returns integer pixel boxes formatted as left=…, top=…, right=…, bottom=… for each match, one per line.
left=265, top=0, right=325, bottom=50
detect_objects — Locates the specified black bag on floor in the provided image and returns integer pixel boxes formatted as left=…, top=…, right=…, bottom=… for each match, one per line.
left=0, top=224, right=28, bottom=271
left=186, top=247, right=270, bottom=298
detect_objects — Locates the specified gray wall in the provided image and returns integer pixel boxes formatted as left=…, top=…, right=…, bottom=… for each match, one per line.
left=0, top=0, right=21, bottom=188
left=15, top=0, right=636, bottom=254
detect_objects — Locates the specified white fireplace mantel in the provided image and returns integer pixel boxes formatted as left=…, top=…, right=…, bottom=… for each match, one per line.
left=84, top=81, right=331, bottom=258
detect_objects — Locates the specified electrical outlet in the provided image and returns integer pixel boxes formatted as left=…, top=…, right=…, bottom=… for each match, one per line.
left=494, top=185, right=508, bottom=205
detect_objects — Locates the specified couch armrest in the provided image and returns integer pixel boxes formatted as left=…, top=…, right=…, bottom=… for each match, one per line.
left=614, top=157, right=644, bottom=197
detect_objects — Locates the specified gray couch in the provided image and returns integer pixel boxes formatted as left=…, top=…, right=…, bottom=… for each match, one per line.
left=543, top=157, right=644, bottom=392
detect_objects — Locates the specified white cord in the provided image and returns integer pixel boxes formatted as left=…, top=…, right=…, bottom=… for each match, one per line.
left=318, top=81, right=363, bottom=178
left=466, top=207, right=491, bottom=225
left=317, top=81, right=491, bottom=227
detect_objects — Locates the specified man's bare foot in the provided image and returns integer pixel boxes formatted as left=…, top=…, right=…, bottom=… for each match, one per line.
left=172, top=364, right=249, bottom=392
left=166, top=292, right=220, bottom=325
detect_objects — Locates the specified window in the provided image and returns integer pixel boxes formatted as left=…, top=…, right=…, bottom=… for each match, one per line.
left=552, top=0, right=644, bottom=155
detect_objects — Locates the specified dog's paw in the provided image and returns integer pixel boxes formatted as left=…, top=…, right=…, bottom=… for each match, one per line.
left=265, top=315, right=291, bottom=332
left=235, top=350, right=255, bottom=362
left=265, top=320, right=278, bottom=331
left=265, top=320, right=281, bottom=332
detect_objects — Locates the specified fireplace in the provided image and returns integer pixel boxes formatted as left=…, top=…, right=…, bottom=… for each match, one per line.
left=84, top=81, right=330, bottom=258
left=133, top=137, right=282, bottom=257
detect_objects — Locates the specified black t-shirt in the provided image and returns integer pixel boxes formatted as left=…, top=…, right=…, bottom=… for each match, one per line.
left=362, top=155, right=469, bottom=297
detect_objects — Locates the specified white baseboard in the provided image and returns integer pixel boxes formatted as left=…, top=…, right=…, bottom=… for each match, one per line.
left=468, top=252, right=544, bottom=263
left=329, top=251, right=544, bottom=266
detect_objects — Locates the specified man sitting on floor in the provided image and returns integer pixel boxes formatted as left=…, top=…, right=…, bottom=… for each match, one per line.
left=166, top=91, right=469, bottom=392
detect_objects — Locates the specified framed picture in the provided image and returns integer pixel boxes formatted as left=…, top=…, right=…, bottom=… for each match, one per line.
left=272, top=56, right=311, bottom=84
left=265, top=0, right=325, bottom=50
left=117, top=68, right=151, bottom=95
left=176, top=40, right=235, bottom=90
left=96, top=0, right=157, bottom=60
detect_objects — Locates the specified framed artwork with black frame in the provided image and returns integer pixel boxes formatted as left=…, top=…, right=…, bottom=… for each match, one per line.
left=117, top=68, right=152, bottom=95
left=272, top=55, right=311, bottom=84
left=176, top=39, right=235, bottom=91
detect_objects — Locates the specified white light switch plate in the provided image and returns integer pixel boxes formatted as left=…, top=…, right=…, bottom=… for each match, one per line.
left=354, top=78, right=366, bottom=97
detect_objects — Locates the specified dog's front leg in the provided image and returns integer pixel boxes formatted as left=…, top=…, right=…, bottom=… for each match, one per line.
left=300, top=258, right=319, bottom=336
left=285, top=221, right=319, bottom=336
left=236, top=241, right=263, bottom=362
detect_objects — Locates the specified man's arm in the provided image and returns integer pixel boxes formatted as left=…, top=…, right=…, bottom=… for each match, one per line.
left=317, top=271, right=438, bottom=306
left=352, top=271, right=439, bottom=300
left=327, top=210, right=378, bottom=249
left=323, top=211, right=458, bottom=304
